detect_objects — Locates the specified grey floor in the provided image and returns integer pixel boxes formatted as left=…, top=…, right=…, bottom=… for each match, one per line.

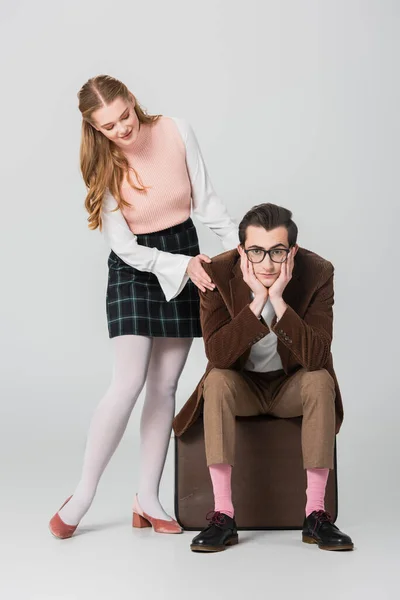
left=2, top=434, right=398, bottom=600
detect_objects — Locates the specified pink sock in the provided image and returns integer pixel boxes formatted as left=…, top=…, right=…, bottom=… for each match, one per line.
left=305, top=468, right=329, bottom=516
left=209, top=464, right=234, bottom=518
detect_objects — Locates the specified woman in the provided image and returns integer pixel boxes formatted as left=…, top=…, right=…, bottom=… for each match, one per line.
left=49, top=75, right=239, bottom=537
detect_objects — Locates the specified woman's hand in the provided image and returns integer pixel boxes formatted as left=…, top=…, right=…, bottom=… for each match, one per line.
left=186, top=255, right=215, bottom=292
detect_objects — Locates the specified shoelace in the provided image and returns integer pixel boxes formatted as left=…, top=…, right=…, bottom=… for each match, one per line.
left=205, top=511, right=226, bottom=528
left=312, top=510, right=333, bottom=534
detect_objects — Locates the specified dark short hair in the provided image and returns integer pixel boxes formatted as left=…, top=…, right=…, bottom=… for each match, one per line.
left=238, top=203, right=298, bottom=246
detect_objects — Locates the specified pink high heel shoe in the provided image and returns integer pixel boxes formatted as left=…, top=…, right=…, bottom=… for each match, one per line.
left=132, top=495, right=182, bottom=534
left=49, top=496, right=79, bottom=539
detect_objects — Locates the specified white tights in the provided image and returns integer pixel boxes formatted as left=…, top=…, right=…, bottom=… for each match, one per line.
left=59, top=335, right=193, bottom=525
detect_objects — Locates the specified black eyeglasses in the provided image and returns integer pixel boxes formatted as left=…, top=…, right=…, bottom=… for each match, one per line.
left=244, top=247, right=290, bottom=264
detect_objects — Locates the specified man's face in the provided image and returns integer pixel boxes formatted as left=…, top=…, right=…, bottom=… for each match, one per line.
left=238, top=225, right=298, bottom=288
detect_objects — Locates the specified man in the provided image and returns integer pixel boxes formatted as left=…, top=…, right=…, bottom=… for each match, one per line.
left=173, top=203, right=354, bottom=552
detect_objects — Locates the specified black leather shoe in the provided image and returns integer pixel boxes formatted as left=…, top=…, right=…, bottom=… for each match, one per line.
left=190, top=511, right=238, bottom=552
left=303, top=510, right=354, bottom=551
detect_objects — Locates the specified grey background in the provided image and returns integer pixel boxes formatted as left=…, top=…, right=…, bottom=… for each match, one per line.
left=0, top=1, right=399, bottom=599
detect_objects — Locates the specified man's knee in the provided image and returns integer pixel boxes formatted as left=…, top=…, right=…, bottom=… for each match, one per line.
left=301, top=369, right=335, bottom=403
left=203, top=368, right=237, bottom=412
left=203, top=368, right=235, bottom=393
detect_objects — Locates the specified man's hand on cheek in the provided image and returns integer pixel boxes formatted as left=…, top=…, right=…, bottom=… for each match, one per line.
left=269, top=248, right=294, bottom=301
left=240, top=251, right=268, bottom=299
left=268, top=248, right=295, bottom=320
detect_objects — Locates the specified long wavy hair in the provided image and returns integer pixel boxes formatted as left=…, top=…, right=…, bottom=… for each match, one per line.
left=78, top=75, right=160, bottom=230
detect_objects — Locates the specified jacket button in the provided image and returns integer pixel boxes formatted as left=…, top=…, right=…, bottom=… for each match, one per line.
left=288, top=339, right=292, bottom=344
left=278, top=329, right=283, bottom=334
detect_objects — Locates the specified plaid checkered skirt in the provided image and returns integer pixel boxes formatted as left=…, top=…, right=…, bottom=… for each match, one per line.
left=106, top=218, right=202, bottom=338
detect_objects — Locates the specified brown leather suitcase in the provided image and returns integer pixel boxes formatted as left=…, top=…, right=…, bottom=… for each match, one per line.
left=175, top=415, right=337, bottom=530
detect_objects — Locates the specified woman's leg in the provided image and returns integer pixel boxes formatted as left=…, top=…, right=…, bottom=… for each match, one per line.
left=137, top=337, right=193, bottom=520
left=59, top=335, right=153, bottom=525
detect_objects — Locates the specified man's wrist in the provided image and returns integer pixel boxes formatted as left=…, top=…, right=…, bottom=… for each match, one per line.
left=270, top=296, right=287, bottom=320
left=249, top=293, right=268, bottom=318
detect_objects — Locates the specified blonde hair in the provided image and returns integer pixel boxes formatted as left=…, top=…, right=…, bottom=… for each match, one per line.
left=78, top=75, right=160, bottom=230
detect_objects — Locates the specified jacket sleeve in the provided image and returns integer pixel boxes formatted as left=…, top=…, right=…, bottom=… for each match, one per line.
left=172, top=118, right=240, bottom=251
left=101, top=192, right=191, bottom=301
left=199, top=267, right=270, bottom=369
left=271, top=265, right=334, bottom=371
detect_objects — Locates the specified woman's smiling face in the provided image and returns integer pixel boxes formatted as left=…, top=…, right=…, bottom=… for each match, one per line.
left=91, top=96, right=140, bottom=148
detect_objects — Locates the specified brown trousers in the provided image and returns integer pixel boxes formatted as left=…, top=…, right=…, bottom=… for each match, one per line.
left=203, top=367, right=336, bottom=470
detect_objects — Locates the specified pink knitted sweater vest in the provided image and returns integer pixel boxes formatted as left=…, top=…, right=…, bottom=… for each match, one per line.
left=120, top=117, right=191, bottom=234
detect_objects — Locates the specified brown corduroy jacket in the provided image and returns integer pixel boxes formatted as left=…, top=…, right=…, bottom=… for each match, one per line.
left=172, top=247, right=343, bottom=437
